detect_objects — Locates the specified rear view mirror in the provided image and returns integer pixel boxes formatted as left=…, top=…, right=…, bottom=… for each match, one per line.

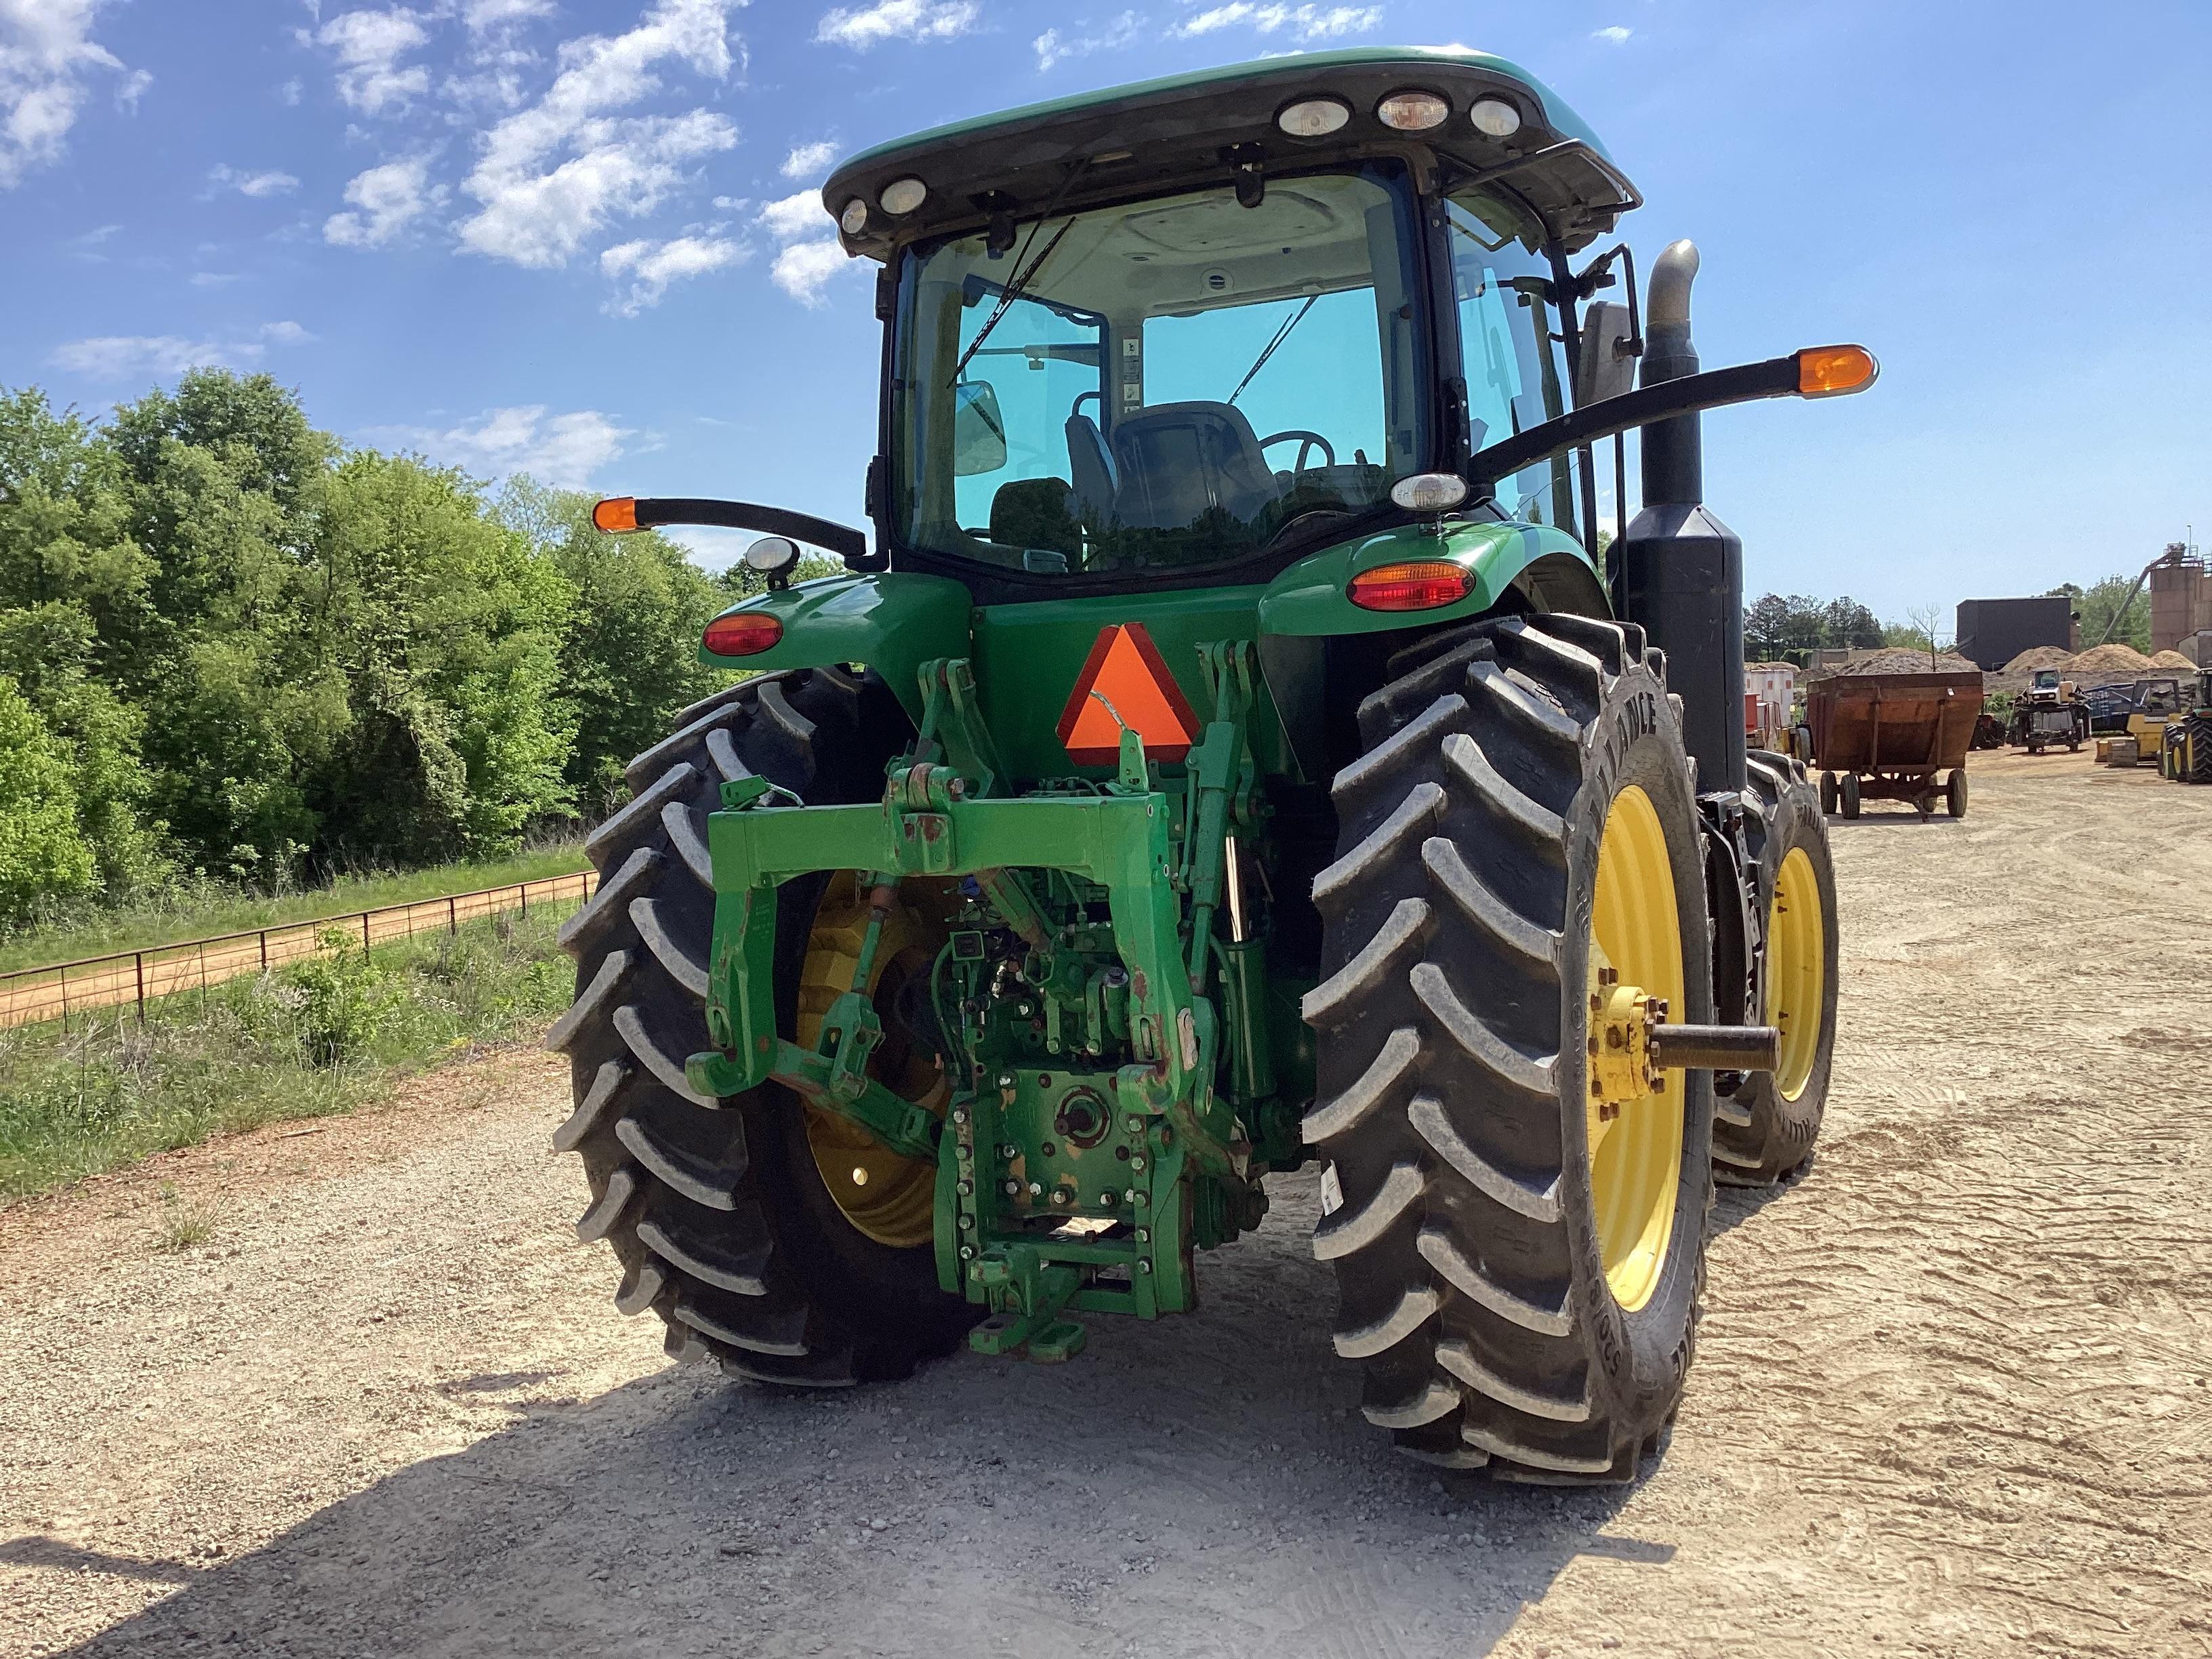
left=952, top=380, right=1008, bottom=476
left=1576, top=300, right=1637, bottom=407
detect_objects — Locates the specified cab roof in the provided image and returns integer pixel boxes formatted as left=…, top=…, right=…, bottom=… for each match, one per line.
left=819, top=46, right=1636, bottom=260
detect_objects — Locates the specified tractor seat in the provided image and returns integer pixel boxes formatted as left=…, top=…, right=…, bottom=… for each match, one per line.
left=989, top=476, right=1082, bottom=558
left=1107, top=401, right=1282, bottom=531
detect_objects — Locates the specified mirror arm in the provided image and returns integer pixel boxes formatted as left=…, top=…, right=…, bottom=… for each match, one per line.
left=621, top=498, right=878, bottom=571
left=1469, top=353, right=1807, bottom=491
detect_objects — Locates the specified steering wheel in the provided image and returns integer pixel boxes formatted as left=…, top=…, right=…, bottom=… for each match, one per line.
left=1258, top=429, right=1335, bottom=474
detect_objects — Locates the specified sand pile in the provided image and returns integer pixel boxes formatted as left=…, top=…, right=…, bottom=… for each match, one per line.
left=2063, top=642, right=2155, bottom=682
left=2150, top=649, right=2196, bottom=671
left=1814, top=648, right=1980, bottom=678
left=2003, top=646, right=2073, bottom=674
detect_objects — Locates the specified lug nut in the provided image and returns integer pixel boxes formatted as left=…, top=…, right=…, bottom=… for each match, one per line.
left=1052, top=1189, right=1072, bottom=1206
left=1098, top=1190, right=1118, bottom=1208
left=1002, top=1179, right=1021, bottom=1196
left=1137, top=1260, right=1153, bottom=1275
left=1134, top=1227, right=1151, bottom=1244
left=956, top=1179, right=972, bottom=1197
left=951, top=1108, right=968, bottom=1125
left=959, top=1244, right=975, bottom=1260
left=997, top=1074, right=1015, bottom=1088
left=1130, top=1155, right=1146, bottom=1172
left=1027, top=1181, right=1042, bottom=1197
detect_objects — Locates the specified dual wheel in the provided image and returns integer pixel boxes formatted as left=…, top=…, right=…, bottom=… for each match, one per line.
left=1305, top=615, right=1835, bottom=1481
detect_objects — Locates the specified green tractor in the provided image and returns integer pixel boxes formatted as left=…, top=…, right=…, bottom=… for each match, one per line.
left=556, top=46, right=1869, bottom=1481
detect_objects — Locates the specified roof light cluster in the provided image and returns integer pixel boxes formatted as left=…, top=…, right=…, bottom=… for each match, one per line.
left=1277, top=89, right=1523, bottom=140
left=840, top=174, right=929, bottom=235
left=842, top=86, right=1534, bottom=237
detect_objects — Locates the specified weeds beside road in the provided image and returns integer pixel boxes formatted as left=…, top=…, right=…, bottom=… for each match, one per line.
left=0, top=909, right=571, bottom=1201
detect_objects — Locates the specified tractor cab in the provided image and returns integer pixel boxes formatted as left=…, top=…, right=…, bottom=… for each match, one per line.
left=826, top=50, right=1636, bottom=602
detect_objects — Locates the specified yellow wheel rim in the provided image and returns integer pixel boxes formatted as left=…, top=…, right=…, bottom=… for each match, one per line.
left=1765, top=845, right=1824, bottom=1102
left=796, top=874, right=946, bottom=1249
left=1586, top=785, right=1685, bottom=1313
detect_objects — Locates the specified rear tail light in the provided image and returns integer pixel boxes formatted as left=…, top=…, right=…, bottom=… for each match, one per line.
left=703, top=613, right=783, bottom=656
left=1347, top=561, right=1472, bottom=612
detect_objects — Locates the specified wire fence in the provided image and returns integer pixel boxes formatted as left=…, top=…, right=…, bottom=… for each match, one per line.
left=0, top=869, right=600, bottom=1033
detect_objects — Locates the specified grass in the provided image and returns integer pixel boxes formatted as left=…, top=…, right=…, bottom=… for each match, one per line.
left=0, top=842, right=589, bottom=976
left=0, top=905, right=577, bottom=1204
left=152, top=1181, right=218, bottom=1252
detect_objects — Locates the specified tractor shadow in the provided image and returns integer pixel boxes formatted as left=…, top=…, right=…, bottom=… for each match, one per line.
left=45, top=1176, right=1677, bottom=1659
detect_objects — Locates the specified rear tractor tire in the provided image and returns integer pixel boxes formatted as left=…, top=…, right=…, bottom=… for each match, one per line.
left=1712, top=752, right=1839, bottom=1185
left=1305, top=614, right=1716, bottom=1482
left=1839, top=773, right=1862, bottom=819
left=550, top=667, right=975, bottom=1387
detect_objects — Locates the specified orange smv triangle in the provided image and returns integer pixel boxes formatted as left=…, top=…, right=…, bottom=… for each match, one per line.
left=1056, top=622, right=1204, bottom=766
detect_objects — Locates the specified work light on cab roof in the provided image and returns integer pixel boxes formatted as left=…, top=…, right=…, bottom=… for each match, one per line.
left=548, top=45, right=1875, bottom=1489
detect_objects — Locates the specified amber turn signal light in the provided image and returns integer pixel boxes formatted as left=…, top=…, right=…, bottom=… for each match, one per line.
left=703, top=612, right=783, bottom=657
left=1348, top=561, right=1473, bottom=613
left=1795, top=346, right=1879, bottom=398
left=592, top=497, right=639, bottom=533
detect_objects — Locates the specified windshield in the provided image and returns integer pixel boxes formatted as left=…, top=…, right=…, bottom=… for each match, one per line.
left=1446, top=186, right=1578, bottom=537
left=890, top=165, right=1429, bottom=578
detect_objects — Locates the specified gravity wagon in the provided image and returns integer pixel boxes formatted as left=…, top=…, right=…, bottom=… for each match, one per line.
left=553, top=46, right=1870, bottom=1481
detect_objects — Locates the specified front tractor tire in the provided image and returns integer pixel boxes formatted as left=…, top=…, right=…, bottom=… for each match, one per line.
left=550, top=667, right=974, bottom=1386
left=1305, top=615, right=1715, bottom=1481
left=1711, top=752, right=1839, bottom=1185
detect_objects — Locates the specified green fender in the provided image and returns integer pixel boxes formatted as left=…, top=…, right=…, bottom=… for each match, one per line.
left=1256, top=519, right=1609, bottom=637
left=700, top=573, right=972, bottom=722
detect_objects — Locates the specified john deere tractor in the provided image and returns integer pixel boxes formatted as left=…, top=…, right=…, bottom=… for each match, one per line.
left=555, top=47, right=1870, bottom=1481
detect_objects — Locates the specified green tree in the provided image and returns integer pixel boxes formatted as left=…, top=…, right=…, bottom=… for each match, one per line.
left=496, top=477, right=728, bottom=819
left=0, top=676, right=95, bottom=924
left=2073, top=572, right=2153, bottom=655
left=309, top=453, right=576, bottom=863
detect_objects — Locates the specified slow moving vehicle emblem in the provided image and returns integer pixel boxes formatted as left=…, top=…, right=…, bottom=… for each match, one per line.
left=1056, top=622, right=1202, bottom=764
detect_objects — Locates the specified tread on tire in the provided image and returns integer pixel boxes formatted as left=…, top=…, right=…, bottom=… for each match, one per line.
left=1305, top=613, right=1716, bottom=1483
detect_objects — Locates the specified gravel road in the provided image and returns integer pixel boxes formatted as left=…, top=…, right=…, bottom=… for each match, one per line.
left=5, top=748, right=2208, bottom=1658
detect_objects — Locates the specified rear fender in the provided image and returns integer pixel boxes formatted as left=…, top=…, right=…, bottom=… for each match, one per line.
left=1254, top=519, right=1607, bottom=639
left=1256, top=520, right=1607, bottom=781
left=700, top=573, right=972, bottom=722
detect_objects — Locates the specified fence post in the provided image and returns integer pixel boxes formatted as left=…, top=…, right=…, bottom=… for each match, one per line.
left=260, top=930, right=268, bottom=974
left=449, top=893, right=458, bottom=935
left=136, top=951, right=145, bottom=1024
left=59, top=962, right=68, bottom=1032
left=363, top=910, right=371, bottom=950
left=520, top=880, right=528, bottom=918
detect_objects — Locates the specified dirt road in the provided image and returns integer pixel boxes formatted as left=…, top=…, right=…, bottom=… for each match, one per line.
left=5, top=750, right=2208, bottom=1658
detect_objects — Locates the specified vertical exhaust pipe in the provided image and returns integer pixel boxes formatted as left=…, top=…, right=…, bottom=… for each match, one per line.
left=1618, top=239, right=1747, bottom=797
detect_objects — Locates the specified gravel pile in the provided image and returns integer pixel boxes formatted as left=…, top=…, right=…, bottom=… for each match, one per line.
left=2062, top=643, right=2155, bottom=682
left=1811, top=648, right=1980, bottom=678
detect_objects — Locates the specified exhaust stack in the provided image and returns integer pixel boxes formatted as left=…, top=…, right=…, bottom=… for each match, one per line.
left=1618, top=239, right=1747, bottom=797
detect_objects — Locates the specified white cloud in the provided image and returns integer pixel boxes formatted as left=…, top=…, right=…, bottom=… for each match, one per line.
left=51, top=335, right=230, bottom=379
left=814, top=1, right=979, bottom=51
left=207, top=164, right=302, bottom=197
left=277, top=77, right=303, bottom=106
left=757, top=187, right=826, bottom=242
left=316, top=7, right=432, bottom=116
left=1592, top=25, right=1632, bottom=43
left=455, top=0, right=740, bottom=269
left=755, top=186, right=853, bottom=308
left=0, top=0, right=148, bottom=188
left=1034, top=12, right=1140, bottom=71
left=390, top=405, right=634, bottom=487
left=460, top=0, right=556, bottom=32
left=599, top=234, right=745, bottom=314
left=769, top=239, right=853, bottom=306
left=325, top=156, right=443, bottom=247
left=1172, top=3, right=1383, bottom=41
left=780, top=138, right=839, bottom=179
left=49, top=320, right=311, bottom=380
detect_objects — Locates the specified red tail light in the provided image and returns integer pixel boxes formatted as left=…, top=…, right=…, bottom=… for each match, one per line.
left=703, top=613, right=783, bottom=656
left=1347, top=560, right=1472, bottom=612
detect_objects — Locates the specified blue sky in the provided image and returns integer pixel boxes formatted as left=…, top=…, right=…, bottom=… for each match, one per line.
left=5, top=0, right=2209, bottom=615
